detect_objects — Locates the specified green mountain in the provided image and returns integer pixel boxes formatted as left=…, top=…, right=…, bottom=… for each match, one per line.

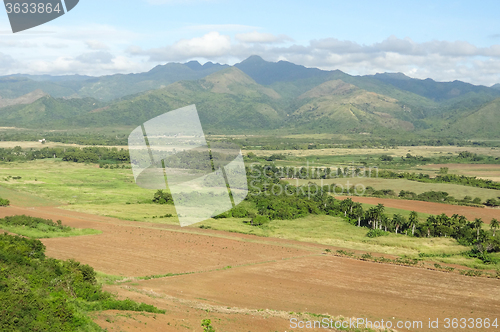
left=285, top=80, right=415, bottom=134
left=0, top=76, right=78, bottom=99
left=51, top=67, right=285, bottom=132
left=0, top=95, right=105, bottom=127
left=0, top=61, right=228, bottom=101
left=444, top=98, right=500, bottom=138
left=0, top=89, right=48, bottom=108
left=76, top=61, right=229, bottom=101
left=1, top=56, right=499, bottom=139
left=371, top=72, right=500, bottom=102
left=46, top=70, right=423, bottom=136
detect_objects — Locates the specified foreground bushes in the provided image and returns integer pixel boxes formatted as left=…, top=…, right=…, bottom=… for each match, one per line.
left=0, top=233, right=164, bottom=331
left=0, top=215, right=69, bottom=231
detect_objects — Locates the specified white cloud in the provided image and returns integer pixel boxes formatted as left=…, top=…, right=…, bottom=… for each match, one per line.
left=235, top=31, right=292, bottom=44
left=86, top=40, right=109, bottom=50
left=0, top=52, right=17, bottom=69
left=76, top=51, right=114, bottom=64
left=141, top=31, right=232, bottom=61
left=2, top=22, right=500, bottom=86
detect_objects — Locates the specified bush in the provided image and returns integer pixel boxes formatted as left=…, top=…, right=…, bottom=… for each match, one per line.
left=246, top=215, right=269, bottom=226
left=0, top=198, right=9, bottom=207
left=366, top=229, right=389, bottom=238
left=0, top=215, right=70, bottom=232
left=0, top=233, right=164, bottom=332
left=201, top=319, right=216, bottom=332
left=152, top=190, right=173, bottom=204
left=485, top=198, right=500, bottom=207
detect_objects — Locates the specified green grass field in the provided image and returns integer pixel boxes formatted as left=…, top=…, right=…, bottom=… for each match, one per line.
left=0, top=159, right=153, bottom=205
left=293, top=177, right=500, bottom=201
left=0, top=185, right=60, bottom=207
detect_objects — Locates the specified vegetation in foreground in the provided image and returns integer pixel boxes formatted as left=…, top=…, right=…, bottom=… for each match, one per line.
left=0, top=197, right=9, bottom=206
left=0, top=233, right=165, bottom=331
left=0, top=215, right=101, bottom=238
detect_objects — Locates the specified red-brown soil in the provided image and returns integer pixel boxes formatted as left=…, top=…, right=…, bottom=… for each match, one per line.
left=339, top=196, right=500, bottom=222
left=1, top=205, right=499, bottom=331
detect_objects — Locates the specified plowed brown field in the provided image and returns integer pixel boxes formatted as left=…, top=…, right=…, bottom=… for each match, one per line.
left=1, top=205, right=499, bottom=331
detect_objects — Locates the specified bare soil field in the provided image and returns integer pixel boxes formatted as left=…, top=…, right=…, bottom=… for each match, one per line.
left=247, top=146, right=500, bottom=158
left=1, top=204, right=499, bottom=331
left=127, top=255, right=500, bottom=332
left=0, top=206, right=315, bottom=277
left=338, top=196, right=500, bottom=223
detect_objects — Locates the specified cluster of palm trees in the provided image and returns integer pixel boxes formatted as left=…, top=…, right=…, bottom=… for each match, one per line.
left=338, top=198, right=499, bottom=246
left=339, top=199, right=419, bottom=235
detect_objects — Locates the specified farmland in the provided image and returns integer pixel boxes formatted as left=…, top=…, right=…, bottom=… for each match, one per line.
left=0, top=204, right=499, bottom=332
left=0, top=144, right=499, bottom=331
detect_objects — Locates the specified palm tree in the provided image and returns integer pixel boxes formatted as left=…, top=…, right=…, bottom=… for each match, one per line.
left=382, top=215, right=391, bottom=232
left=340, top=198, right=354, bottom=217
left=366, top=207, right=377, bottom=229
left=392, top=214, right=407, bottom=234
left=375, top=203, right=385, bottom=230
left=490, top=218, right=499, bottom=237
left=473, top=218, right=483, bottom=240
left=352, top=203, right=364, bottom=227
left=409, top=211, right=418, bottom=236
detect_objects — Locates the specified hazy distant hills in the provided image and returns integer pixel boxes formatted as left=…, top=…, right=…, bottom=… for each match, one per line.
left=0, top=55, right=499, bottom=138
left=0, top=61, right=228, bottom=101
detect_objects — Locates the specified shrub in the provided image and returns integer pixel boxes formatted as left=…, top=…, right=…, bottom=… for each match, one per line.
left=152, top=190, right=173, bottom=204
left=201, top=319, right=216, bottom=332
left=0, top=198, right=9, bottom=207
left=366, top=229, right=388, bottom=238
left=246, top=215, right=269, bottom=226
left=485, top=198, right=500, bottom=207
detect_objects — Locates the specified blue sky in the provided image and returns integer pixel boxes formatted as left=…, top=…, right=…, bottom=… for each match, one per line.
left=1, top=0, right=500, bottom=85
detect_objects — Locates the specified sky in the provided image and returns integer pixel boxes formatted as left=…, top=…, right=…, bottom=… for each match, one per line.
left=1, top=0, right=500, bottom=86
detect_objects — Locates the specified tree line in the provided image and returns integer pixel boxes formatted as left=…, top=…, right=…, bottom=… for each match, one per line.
left=210, top=164, right=500, bottom=261
left=0, top=146, right=130, bottom=165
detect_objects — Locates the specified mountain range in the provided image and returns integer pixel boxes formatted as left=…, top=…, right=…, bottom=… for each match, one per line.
left=1, top=55, right=499, bottom=138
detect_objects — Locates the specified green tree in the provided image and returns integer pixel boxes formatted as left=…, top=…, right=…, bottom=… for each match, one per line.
left=351, top=203, right=364, bottom=227
left=409, top=211, right=418, bottom=236
left=491, top=218, right=499, bottom=237
left=0, top=198, right=9, bottom=206
left=439, top=167, right=449, bottom=175
left=375, top=203, right=385, bottom=230
left=392, top=214, right=407, bottom=234
left=473, top=218, right=483, bottom=240
left=340, top=198, right=354, bottom=217
left=472, top=197, right=482, bottom=204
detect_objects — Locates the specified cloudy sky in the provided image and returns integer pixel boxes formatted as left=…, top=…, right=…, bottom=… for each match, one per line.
left=1, top=0, right=500, bottom=86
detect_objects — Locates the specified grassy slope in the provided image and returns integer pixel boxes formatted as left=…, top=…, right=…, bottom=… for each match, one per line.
left=446, top=98, right=500, bottom=138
